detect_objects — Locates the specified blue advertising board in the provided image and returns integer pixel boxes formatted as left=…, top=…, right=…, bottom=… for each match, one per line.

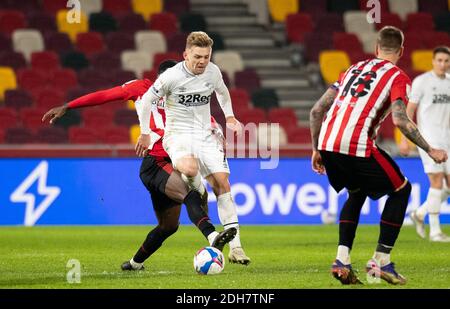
left=0, top=158, right=448, bottom=225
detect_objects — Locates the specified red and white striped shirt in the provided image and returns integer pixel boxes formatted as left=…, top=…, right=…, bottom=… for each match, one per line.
left=67, top=79, right=219, bottom=157
left=318, top=58, right=411, bottom=157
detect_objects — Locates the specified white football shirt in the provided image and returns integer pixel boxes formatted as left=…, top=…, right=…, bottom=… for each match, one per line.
left=138, top=61, right=234, bottom=136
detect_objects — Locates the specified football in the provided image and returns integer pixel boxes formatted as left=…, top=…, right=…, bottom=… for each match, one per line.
left=193, top=246, right=225, bottom=275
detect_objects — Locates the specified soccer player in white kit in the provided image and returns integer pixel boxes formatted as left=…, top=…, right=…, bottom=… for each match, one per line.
left=399, top=46, right=450, bottom=242
left=135, top=31, right=251, bottom=264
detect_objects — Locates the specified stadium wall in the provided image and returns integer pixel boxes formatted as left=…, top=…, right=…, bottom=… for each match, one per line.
left=1, top=158, right=449, bottom=225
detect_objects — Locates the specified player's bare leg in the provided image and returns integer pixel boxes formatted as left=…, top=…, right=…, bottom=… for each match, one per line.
left=206, top=172, right=251, bottom=265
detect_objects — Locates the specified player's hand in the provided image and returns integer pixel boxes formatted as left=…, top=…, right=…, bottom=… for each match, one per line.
left=135, top=134, right=150, bottom=157
left=41, top=105, right=68, bottom=124
left=398, top=139, right=410, bottom=156
left=226, top=116, right=242, bottom=136
left=427, top=148, right=448, bottom=164
left=311, top=150, right=326, bottom=175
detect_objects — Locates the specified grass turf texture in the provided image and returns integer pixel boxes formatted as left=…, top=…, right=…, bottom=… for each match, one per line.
left=0, top=225, right=449, bottom=288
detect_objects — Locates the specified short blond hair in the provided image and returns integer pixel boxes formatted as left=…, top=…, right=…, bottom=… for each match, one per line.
left=186, top=31, right=214, bottom=49
left=377, top=26, right=404, bottom=53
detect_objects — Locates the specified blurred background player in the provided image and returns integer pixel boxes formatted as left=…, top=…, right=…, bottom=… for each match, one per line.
left=310, top=26, right=448, bottom=285
left=136, top=31, right=250, bottom=265
left=399, top=46, right=450, bottom=242
left=42, top=60, right=236, bottom=270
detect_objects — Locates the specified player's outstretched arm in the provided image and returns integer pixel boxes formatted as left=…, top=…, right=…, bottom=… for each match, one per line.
left=392, top=99, right=448, bottom=163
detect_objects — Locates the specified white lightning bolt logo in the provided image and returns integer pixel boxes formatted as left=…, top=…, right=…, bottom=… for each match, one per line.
left=10, top=161, right=61, bottom=226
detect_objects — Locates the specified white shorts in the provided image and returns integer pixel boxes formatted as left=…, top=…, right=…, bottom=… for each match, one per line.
left=163, top=131, right=230, bottom=178
left=418, top=142, right=450, bottom=175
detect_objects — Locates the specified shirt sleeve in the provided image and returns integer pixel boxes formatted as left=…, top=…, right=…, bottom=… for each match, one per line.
left=408, top=75, right=424, bottom=104
left=67, top=86, right=128, bottom=109
left=390, top=72, right=412, bottom=105
left=121, top=79, right=152, bottom=101
left=213, top=66, right=234, bottom=118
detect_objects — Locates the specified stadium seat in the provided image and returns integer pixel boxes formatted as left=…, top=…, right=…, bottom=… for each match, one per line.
left=404, top=32, right=425, bottom=55
left=117, top=13, right=147, bottom=33
left=319, top=50, right=351, bottom=85
left=418, top=0, right=448, bottom=14
left=17, top=68, right=48, bottom=91
left=89, top=12, right=118, bottom=34
left=153, top=52, right=182, bottom=70
left=2, top=0, right=40, bottom=11
left=267, top=0, right=298, bottom=22
left=50, top=68, right=78, bottom=93
left=0, top=33, right=11, bottom=51
left=0, top=10, right=27, bottom=36
left=20, top=107, right=48, bottom=131
left=149, top=13, right=178, bottom=38
left=121, top=50, right=152, bottom=78
left=234, top=69, right=261, bottom=94
left=314, top=13, right=344, bottom=34
left=135, top=30, right=167, bottom=55
left=328, top=0, right=360, bottom=13
left=42, top=0, right=68, bottom=15
left=411, top=50, right=433, bottom=72
left=374, top=13, right=403, bottom=30
left=258, top=123, right=288, bottom=148
left=31, top=51, right=60, bottom=70
left=388, top=0, right=418, bottom=20
left=286, top=126, right=311, bottom=144
left=114, top=109, right=139, bottom=127
left=239, top=108, right=267, bottom=125
left=164, top=0, right=191, bottom=17
left=359, top=0, right=390, bottom=12
left=422, top=32, right=450, bottom=49
left=131, top=0, right=163, bottom=21
left=111, top=70, right=136, bottom=85
left=251, top=88, right=279, bottom=110
left=285, top=13, right=313, bottom=43
left=179, top=13, right=207, bottom=32
left=299, top=0, right=327, bottom=17
left=82, top=108, right=115, bottom=128
left=434, top=12, right=450, bottom=33
left=18, top=34, right=42, bottom=65
left=167, top=32, right=188, bottom=53
left=129, top=124, right=140, bottom=144
left=229, top=88, right=251, bottom=109
left=103, top=0, right=132, bottom=17
left=69, top=127, right=99, bottom=144
left=32, top=87, right=65, bottom=109
left=143, top=69, right=157, bottom=82
left=0, top=51, right=27, bottom=70
left=105, top=32, right=135, bottom=53
left=304, top=32, right=333, bottom=63
left=98, top=126, right=131, bottom=144
left=76, top=32, right=105, bottom=57
left=4, top=89, right=33, bottom=109
left=0, top=67, right=17, bottom=101
left=344, top=11, right=375, bottom=34
left=79, top=0, right=103, bottom=17
left=359, top=32, right=378, bottom=54
left=5, top=127, right=34, bottom=144
left=267, top=108, right=298, bottom=131
left=36, top=126, right=68, bottom=144
left=44, top=32, right=73, bottom=54
left=0, top=108, right=18, bottom=130
left=90, top=52, right=121, bottom=70
left=61, top=51, right=90, bottom=71
left=78, top=69, right=111, bottom=89
left=406, top=13, right=434, bottom=32
left=333, top=33, right=365, bottom=63
left=28, top=12, right=57, bottom=33
left=56, top=9, right=88, bottom=42
left=213, top=51, right=244, bottom=84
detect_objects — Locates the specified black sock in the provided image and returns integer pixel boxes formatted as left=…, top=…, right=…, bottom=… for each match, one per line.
left=379, top=182, right=411, bottom=247
left=339, top=191, right=366, bottom=249
left=184, top=190, right=215, bottom=238
left=133, top=226, right=177, bottom=263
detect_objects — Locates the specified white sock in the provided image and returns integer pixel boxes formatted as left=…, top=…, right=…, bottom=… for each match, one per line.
left=336, top=245, right=351, bottom=265
left=372, top=252, right=390, bottom=267
left=207, top=231, right=219, bottom=246
left=415, top=204, right=427, bottom=220
left=130, top=258, right=143, bottom=270
left=425, top=188, right=443, bottom=236
left=217, top=192, right=241, bottom=249
left=182, top=173, right=205, bottom=195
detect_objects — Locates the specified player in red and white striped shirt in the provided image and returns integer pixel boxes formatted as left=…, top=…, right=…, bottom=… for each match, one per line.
left=310, top=26, right=448, bottom=285
left=42, top=60, right=237, bottom=271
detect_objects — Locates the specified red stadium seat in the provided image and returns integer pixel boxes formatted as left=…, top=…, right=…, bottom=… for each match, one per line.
left=42, top=0, right=68, bottom=15
left=103, top=0, right=132, bottom=17
left=77, top=69, right=112, bottom=89
left=117, top=13, right=147, bottom=33
left=418, top=0, right=449, bottom=14
left=5, top=127, right=34, bottom=144
left=114, top=109, right=138, bottom=127
left=406, top=13, right=434, bottom=33
left=0, top=33, right=12, bottom=51
left=164, top=0, right=191, bottom=17
left=69, top=127, right=99, bottom=144
left=239, top=108, right=267, bottom=125
left=286, top=13, right=313, bottom=43
left=230, top=88, right=251, bottom=111
left=286, top=127, right=311, bottom=144
left=50, top=68, right=78, bottom=93
left=267, top=108, right=298, bottom=131
left=105, top=32, right=135, bottom=53
left=377, top=117, right=395, bottom=141
left=422, top=32, right=450, bottom=49
left=143, top=69, right=157, bottom=81
left=44, top=32, right=73, bottom=54
left=32, top=87, right=65, bottom=109
left=31, top=51, right=60, bottom=70
left=4, top=89, right=33, bottom=110
left=36, top=126, right=68, bottom=144
left=234, top=69, right=261, bottom=94
left=20, top=107, right=48, bottom=131
left=97, top=125, right=130, bottom=144
left=153, top=52, right=182, bottom=70
left=17, top=68, right=49, bottom=91
left=375, top=13, right=403, bottom=31
left=28, top=12, right=57, bottom=33
left=359, top=0, right=389, bottom=12
left=0, top=107, right=18, bottom=129
left=82, top=108, right=115, bottom=128
left=76, top=32, right=105, bottom=57
left=150, top=13, right=178, bottom=38
left=0, top=10, right=27, bottom=36
left=167, top=32, right=188, bottom=54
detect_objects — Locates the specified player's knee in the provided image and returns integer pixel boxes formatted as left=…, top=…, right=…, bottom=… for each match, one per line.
left=177, top=159, right=199, bottom=177
left=393, top=181, right=412, bottom=202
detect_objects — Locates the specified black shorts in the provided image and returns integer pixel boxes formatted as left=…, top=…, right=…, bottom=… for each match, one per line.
left=139, top=155, right=178, bottom=212
left=319, top=148, right=406, bottom=200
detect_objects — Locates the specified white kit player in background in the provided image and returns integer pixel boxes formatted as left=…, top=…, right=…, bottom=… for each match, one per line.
left=400, top=46, right=450, bottom=242
left=135, top=31, right=251, bottom=264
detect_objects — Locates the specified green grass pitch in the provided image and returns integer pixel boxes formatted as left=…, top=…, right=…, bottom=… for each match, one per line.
left=0, top=225, right=449, bottom=289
